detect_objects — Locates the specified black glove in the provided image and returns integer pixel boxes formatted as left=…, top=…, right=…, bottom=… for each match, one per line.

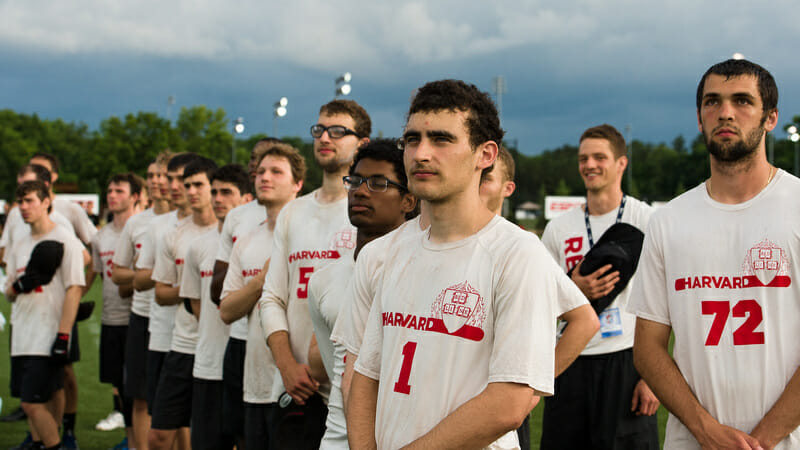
left=51, top=332, right=70, bottom=363
left=12, top=240, right=64, bottom=294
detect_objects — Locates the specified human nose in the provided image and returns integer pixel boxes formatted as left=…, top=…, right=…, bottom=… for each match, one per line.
left=718, top=100, right=735, bottom=121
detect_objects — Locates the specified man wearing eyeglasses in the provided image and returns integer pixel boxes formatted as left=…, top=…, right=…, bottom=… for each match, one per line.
left=259, top=99, right=369, bottom=447
left=309, top=138, right=418, bottom=449
left=348, top=80, right=586, bottom=449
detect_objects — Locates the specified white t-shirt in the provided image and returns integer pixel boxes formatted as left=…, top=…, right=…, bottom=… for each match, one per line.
left=142, top=211, right=190, bottom=352
left=330, top=217, right=423, bottom=356
left=308, top=257, right=354, bottom=449
left=355, top=215, right=582, bottom=449
left=92, top=221, right=132, bottom=326
left=222, top=222, right=280, bottom=403
left=629, top=170, right=800, bottom=450
left=1, top=206, right=75, bottom=262
left=6, top=225, right=86, bottom=356
left=182, top=229, right=222, bottom=373
left=113, top=208, right=157, bottom=317
left=154, top=219, right=218, bottom=355
left=259, top=191, right=356, bottom=370
left=53, top=197, right=97, bottom=245
left=541, top=196, right=652, bottom=354
left=216, top=200, right=266, bottom=264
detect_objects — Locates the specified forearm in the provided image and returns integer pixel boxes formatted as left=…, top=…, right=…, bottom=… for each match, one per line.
left=633, top=318, right=718, bottom=441
left=83, top=270, right=97, bottom=295
left=155, top=282, right=181, bottom=305
left=751, top=366, right=800, bottom=448
left=111, top=264, right=136, bottom=285
left=342, top=351, right=357, bottom=414
left=308, top=334, right=329, bottom=383
left=554, top=304, right=600, bottom=376
left=118, top=283, right=134, bottom=298
left=133, top=268, right=155, bottom=291
left=268, top=331, right=298, bottom=373
left=210, top=260, right=228, bottom=305
left=219, top=278, right=261, bottom=324
left=59, top=285, right=82, bottom=334
left=404, top=382, right=533, bottom=450
left=347, top=372, right=378, bottom=450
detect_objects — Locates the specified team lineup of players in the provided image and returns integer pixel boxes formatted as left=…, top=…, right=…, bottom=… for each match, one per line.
left=3, top=57, right=800, bottom=450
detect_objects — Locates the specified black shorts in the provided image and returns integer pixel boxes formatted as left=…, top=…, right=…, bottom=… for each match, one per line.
left=13, top=356, right=65, bottom=404
left=124, top=313, right=149, bottom=400
left=146, top=350, right=167, bottom=416
left=244, top=402, right=276, bottom=450
left=69, top=322, right=80, bottom=362
left=100, top=324, right=128, bottom=388
left=151, top=351, right=195, bottom=430
left=267, top=393, right=327, bottom=450
left=540, top=348, right=659, bottom=450
left=10, top=353, right=22, bottom=398
left=222, top=338, right=246, bottom=438
left=191, top=378, right=234, bottom=450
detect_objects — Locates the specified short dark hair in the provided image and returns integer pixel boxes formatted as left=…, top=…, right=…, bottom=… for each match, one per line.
left=108, top=173, right=143, bottom=197
left=16, top=180, right=51, bottom=213
left=18, top=164, right=52, bottom=184
left=320, top=99, right=372, bottom=138
left=350, top=138, right=408, bottom=189
left=580, top=124, right=627, bottom=159
left=696, top=59, right=778, bottom=114
left=31, top=152, right=59, bottom=174
left=407, top=79, right=505, bottom=150
left=211, top=164, right=250, bottom=196
left=495, top=146, right=515, bottom=183
left=256, top=142, right=308, bottom=184
left=182, top=157, right=218, bottom=182
left=167, top=152, right=200, bottom=172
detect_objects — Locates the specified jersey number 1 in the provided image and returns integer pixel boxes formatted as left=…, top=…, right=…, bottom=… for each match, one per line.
left=393, top=341, right=418, bottom=395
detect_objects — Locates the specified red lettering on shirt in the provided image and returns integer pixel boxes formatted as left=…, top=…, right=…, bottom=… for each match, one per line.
left=674, top=275, right=791, bottom=291
left=381, top=312, right=484, bottom=341
left=288, top=250, right=342, bottom=264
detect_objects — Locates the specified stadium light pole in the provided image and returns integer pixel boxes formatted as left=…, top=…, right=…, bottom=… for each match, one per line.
left=232, top=117, right=245, bottom=163
left=335, top=72, right=352, bottom=97
left=167, top=95, right=176, bottom=123
left=273, top=97, right=288, bottom=138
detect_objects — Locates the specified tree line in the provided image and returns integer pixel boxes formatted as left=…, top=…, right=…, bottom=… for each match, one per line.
left=2, top=108, right=798, bottom=214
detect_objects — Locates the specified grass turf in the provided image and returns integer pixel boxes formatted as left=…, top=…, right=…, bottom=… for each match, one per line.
left=0, top=276, right=670, bottom=449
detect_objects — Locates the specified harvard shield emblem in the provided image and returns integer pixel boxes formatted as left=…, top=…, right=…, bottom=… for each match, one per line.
left=431, top=281, right=485, bottom=334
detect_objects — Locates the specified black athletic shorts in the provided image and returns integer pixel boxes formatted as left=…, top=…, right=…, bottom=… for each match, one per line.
left=267, top=392, right=327, bottom=450
left=14, top=356, right=65, bottom=404
left=146, top=350, right=167, bottom=416
left=100, top=324, right=128, bottom=387
left=244, top=402, right=276, bottom=450
left=151, top=351, right=194, bottom=430
left=540, top=348, right=659, bottom=450
left=222, top=338, right=246, bottom=439
left=68, top=322, right=80, bottom=362
left=124, top=313, right=149, bottom=400
left=191, top=378, right=234, bottom=450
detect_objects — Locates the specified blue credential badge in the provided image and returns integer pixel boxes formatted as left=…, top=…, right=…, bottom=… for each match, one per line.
left=599, top=307, right=623, bottom=338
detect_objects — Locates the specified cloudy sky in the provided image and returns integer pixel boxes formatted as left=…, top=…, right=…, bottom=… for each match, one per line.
left=1, top=1, right=799, bottom=155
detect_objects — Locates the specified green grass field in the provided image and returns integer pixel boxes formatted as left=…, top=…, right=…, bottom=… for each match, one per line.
left=0, top=277, right=670, bottom=449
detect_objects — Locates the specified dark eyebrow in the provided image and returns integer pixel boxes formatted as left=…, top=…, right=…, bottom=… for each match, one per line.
left=402, top=130, right=421, bottom=140
left=426, top=130, right=456, bottom=140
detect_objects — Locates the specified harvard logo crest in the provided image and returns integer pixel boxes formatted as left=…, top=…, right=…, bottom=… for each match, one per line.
left=330, top=229, right=356, bottom=250
left=431, top=281, right=486, bottom=335
left=742, top=238, right=791, bottom=288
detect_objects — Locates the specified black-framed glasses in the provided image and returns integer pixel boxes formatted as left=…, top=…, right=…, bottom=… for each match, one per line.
left=343, top=175, right=407, bottom=193
left=310, top=124, right=360, bottom=139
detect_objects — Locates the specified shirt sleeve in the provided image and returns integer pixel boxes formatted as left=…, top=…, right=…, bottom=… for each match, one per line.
left=61, top=235, right=87, bottom=289
left=68, top=202, right=98, bottom=245
left=151, top=229, right=177, bottom=285
left=628, top=215, right=671, bottom=326
left=307, top=269, right=336, bottom=381
left=136, top=221, right=158, bottom=270
left=258, top=205, right=292, bottom=339
left=540, top=221, right=561, bottom=262
left=352, top=293, right=384, bottom=381
left=331, top=246, right=376, bottom=355
left=112, top=217, right=136, bottom=268
left=179, top=244, right=202, bottom=300
left=215, top=209, right=237, bottom=263
left=221, top=238, right=247, bottom=299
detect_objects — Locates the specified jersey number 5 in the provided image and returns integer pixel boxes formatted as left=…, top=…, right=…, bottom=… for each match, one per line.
left=702, top=299, right=764, bottom=346
left=393, top=341, right=418, bottom=395
left=297, top=267, right=313, bottom=299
